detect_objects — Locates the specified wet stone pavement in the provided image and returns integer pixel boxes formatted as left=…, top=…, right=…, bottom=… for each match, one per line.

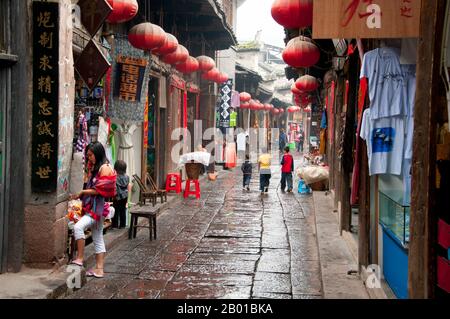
left=67, top=162, right=325, bottom=299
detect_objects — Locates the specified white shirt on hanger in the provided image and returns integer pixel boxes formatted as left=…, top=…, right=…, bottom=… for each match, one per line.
left=360, top=109, right=405, bottom=176
left=360, top=47, right=404, bottom=120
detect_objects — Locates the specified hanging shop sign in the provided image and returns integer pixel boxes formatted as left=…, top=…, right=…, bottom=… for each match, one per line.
left=78, top=0, right=112, bottom=38
left=108, top=37, right=151, bottom=122
left=75, top=39, right=111, bottom=92
left=113, top=55, right=148, bottom=102
left=313, top=0, right=422, bottom=39
left=217, top=79, right=234, bottom=129
left=32, top=2, right=59, bottom=193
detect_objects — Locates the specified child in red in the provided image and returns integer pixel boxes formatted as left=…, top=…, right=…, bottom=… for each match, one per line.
left=280, top=146, right=294, bottom=193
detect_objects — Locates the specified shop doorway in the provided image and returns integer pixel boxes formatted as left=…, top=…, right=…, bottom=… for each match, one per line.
left=146, top=77, right=158, bottom=181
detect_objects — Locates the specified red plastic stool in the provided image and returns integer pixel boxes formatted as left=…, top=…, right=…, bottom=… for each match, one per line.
left=166, top=173, right=182, bottom=194
left=184, top=179, right=201, bottom=199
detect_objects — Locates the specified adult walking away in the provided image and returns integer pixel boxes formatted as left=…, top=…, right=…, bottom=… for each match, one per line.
left=280, top=146, right=295, bottom=193
left=70, top=142, right=117, bottom=278
left=279, top=128, right=288, bottom=153
left=295, top=130, right=304, bottom=153
left=258, top=148, right=272, bottom=195
left=241, top=154, right=253, bottom=191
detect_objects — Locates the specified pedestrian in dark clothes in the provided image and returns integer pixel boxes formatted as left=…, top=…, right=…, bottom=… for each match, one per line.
left=280, top=146, right=294, bottom=193
left=241, top=154, right=253, bottom=191
left=112, top=160, right=132, bottom=229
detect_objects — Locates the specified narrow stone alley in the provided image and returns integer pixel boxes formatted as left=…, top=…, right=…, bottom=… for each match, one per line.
left=66, top=161, right=368, bottom=299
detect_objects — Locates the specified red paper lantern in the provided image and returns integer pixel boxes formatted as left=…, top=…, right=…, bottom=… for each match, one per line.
left=240, top=92, right=251, bottom=102
left=175, top=56, right=200, bottom=73
left=240, top=102, right=250, bottom=109
left=215, top=73, right=229, bottom=84
left=291, top=83, right=303, bottom=95
left=279, top=108, right=285, bottom=114
left=295, top=75, right=319, bottom=92
left=106, top=0, right=138, bottom=24
left=282, top=36, right=320, bottom=68
left=128, top=23, right=166, bottom=51
left=264, top=103, right=272, bottom=111
left=152, top=33, right=178, bottom=56
left=271, top=0, right=313, bottom=29
left=287, top=106, right=297, bottom=113
left=249, top=99, right=259, bottom=110
left=196, top=56, right=216, bottom=72
left=162, top=45, right=189, bottom=65
left=202, top=68, right=220, bottom=81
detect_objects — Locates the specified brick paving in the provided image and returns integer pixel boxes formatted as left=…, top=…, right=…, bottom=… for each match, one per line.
left=66, top=161, right=360, bottom=299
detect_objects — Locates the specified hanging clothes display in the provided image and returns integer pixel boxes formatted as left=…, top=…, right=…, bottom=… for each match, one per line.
left=76, top=111, right=90, bottom=153
left=351, top=77, right=368, bottom=205
left=360, top=47, right=404, bottom=120
left=360, top=109, right=405, bottom=176
left=117, top=123, right=138, bottom=177
left=319, top=110, right=327, bottom=155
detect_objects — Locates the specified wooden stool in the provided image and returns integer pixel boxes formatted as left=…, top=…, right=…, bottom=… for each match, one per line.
left=128, top=211, right=157, bottom=240
left=184, top=179, right=201, bottom=199
left=166, top=173, right=182, bottom=194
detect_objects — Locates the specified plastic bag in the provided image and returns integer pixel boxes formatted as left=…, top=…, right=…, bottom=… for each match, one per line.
left=298, top=179, right=312, bottom=194
left=66, top=199, right=83, bottom=223
left=296, top=166, right=329, bottom=185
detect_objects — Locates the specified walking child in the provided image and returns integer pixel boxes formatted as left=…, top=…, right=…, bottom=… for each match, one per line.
left=281, top=146, right=294, bottom=193
left=112, top=160, right=132, bottom=229
left=258, top=148, right=272, bottom=195
left=241, top=154, right=253, bottom=191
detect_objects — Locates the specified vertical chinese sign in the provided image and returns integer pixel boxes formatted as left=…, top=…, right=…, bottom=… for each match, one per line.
left=217, top=79, right=234, bottom=131
left=32, top=2, right=59, bottom=193
left=114, top=55, right=148, bottom=103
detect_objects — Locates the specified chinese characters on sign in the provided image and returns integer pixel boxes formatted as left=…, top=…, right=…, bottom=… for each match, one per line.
left=313, top=0, right=421, bottom=39
left=114, top=55, right=148, bottom=102
left=32, top=2, right=59, bottom=192
left=216, top=79, right=234, bottom=130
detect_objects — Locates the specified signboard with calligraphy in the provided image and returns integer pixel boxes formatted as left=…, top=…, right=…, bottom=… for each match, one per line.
left=114, top=55, right=148, bottom=102
left=313, top=0, right=422, bottom=39
left=217, top=79, right=234, bottom=129
left=108, top=36, right=151, bottom=122
left=32, top=2, right=59, bottom=193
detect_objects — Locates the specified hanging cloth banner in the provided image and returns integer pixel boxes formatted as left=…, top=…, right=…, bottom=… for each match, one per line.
left=108, top=36, right=151, bottom=122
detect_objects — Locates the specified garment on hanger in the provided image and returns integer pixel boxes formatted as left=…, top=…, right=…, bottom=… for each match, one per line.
left=117, top=123, right=138, bottom=177
left=360, top=47, right=404, bottom=120
left=360, top=109, right=405, bottom=176
left=76, top=113, right=90, bottom=153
